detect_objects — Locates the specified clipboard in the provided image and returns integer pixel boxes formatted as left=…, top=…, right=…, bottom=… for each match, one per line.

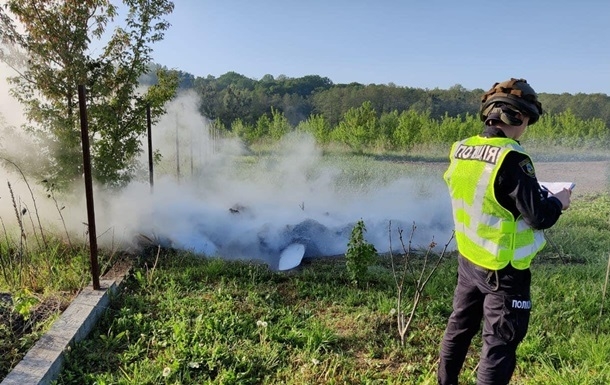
left=539, top=182, right=575, bottom=194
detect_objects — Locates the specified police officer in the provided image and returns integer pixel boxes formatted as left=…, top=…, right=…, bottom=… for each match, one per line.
left=437, top=78, right=571, bottom=385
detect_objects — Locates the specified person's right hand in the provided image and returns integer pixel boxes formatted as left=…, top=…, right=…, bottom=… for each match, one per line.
left=553, top=188, right=571, bottom=210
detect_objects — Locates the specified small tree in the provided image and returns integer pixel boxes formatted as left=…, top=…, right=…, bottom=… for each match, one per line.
left=345, top=219, right=377, bottom=285
left=0, top=0, right=178, bottom=188
left=268, top=107, right=290, bottom=140
left=389, top=222, right=454, bottom=346
left=392, top=109, right=428, bottom=151
left=333, top=101, right=379, bottom=152
left=296, top=114, right=331, bottom=144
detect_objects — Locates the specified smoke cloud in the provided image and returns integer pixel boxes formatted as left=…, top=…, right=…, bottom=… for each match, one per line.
left=92, top=92, right=455, bottom=269
left=1, top=83, right=454, bottom=270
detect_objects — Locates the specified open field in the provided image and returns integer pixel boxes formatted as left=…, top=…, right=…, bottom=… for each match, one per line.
left=535, top=161, right=609, bottom=196
left=398, top=160, right=609, bottom=197
left=1, top=156, right=609, bottom=384
left=52, top=231, right=610, bottom=384
left=49, top=160, right=610, bottom=384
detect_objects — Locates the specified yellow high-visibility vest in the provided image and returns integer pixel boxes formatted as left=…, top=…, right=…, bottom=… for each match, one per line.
left=444, top=135, right=546, bottom=270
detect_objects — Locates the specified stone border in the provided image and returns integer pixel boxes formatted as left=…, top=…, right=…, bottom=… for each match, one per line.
left=1, top=272, right=128, bottom=385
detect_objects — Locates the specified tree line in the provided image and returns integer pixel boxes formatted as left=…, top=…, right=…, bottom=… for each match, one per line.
left=147, top=68, right=610, bottom=131
left=1, top=0, right=608, bottom=190
left=144, top=68, right=610, bottom=152
left=222, top=101, right=608, bottom=153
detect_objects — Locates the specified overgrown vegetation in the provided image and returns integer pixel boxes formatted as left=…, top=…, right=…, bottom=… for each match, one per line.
left=221, top=103, right=610, bottom=156
left=40, top=192, right=610, bottom=384
left=345, top=219, right=377, bottom=285
left=0, top=229, right=117, bottom=380
left=0, top=164, right=116, bottom=380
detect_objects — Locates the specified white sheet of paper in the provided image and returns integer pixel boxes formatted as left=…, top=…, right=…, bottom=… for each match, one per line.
left=539, top=182, right=575, bottom=194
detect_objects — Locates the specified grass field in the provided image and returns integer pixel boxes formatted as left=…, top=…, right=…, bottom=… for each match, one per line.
left=1, top=151, right=610, bottom=384
left=53, top=197, right=610, bottom=384
left=55, top=190, right=610, bottom=384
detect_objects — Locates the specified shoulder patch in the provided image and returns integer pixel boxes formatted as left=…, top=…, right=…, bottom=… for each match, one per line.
left=519, top=158, right=536, bottom=178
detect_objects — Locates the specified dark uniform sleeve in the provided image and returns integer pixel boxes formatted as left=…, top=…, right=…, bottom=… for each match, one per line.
left=494, top=151, right=563, bottom=230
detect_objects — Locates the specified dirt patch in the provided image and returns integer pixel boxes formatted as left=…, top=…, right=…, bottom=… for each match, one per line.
left=534, top=161, right=609, bottom=196
left=419, top=160, right=609, bottom=197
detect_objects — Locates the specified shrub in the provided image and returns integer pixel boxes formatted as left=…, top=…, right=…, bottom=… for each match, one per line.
left=345, top=220, right=377, bottom=285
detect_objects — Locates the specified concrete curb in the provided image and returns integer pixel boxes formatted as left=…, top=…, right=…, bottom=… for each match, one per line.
left=1, top=276, right=124, bottom=385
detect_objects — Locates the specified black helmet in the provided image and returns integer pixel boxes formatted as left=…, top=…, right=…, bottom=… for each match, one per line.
left=480, top=78, right=543, bottom=125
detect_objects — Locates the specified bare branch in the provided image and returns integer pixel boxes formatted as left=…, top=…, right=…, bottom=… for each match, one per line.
left=390, top=223, right=455, bottom=346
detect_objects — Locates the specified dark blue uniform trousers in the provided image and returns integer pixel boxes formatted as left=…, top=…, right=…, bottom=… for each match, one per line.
left=438, top=254, right=531, bottom=385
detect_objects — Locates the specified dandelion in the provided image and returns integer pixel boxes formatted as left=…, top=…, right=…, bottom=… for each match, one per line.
left=389, top=308, right=396, bottom=316
left=162, top=367, right=171, bottom=377
left=256, top=320, right=268, bottom=328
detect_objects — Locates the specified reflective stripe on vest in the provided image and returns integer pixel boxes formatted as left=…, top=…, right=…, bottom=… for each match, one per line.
left=444, top=136, right=546, bottom=270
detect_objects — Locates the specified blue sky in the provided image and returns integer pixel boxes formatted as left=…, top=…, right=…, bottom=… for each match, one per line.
left=148, top=0, right=609, bottom=95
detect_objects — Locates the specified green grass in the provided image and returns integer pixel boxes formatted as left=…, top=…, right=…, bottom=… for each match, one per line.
left=539, top=193, right=610, bottom=264
left=54, top=253, right=445, bottom=384
left=0, top=236, right=116, bottom=380
left=1, top=150, right=609, bottom=384
left=47, top=193, right=610, bottom=385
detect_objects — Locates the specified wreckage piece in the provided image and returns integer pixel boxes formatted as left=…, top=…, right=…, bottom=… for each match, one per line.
left=277, top=243, right=305, bottom=271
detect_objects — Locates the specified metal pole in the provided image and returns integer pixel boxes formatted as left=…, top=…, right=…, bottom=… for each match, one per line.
left=77, top=85, right=100, bottom=290
left=175, top=115, right=181, bottom=182
left=147, top=104, right=154, bottom=192
left=190, top=127, right=194, bottom=177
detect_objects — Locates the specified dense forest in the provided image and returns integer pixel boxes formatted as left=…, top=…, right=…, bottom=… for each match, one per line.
left=141, top=67, right=610, bottom=152
left=141, top=67, right=609, bottom=128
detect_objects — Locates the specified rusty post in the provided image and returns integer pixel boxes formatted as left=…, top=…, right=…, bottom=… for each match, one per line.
left=147, top=104, right=154, bottom=192
left=77, top=85, right=100, bottom=290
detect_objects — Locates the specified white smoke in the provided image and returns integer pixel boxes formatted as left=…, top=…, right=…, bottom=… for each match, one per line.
left=0, top=65, right=24, bottom=124
left=0, top=63, right=49, bottom=232
left=89, top=92, right=455, bottom=269
left=0, top=83, right=454, bottom=270
left=0, top=7, right=454, bottom=269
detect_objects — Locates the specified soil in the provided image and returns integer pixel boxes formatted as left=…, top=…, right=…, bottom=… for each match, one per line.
left=421, top=160, right=609, bottom=197
left=534, top=161, right=609, bottom=196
